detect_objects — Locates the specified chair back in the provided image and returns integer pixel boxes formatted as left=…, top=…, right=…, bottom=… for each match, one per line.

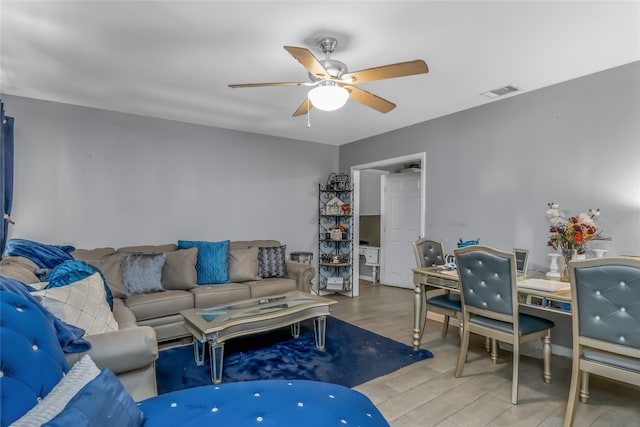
left=569, top=257, right=640, bottom=355
left=454, top=245, right=518, bottom=321
left=412, top=238, right=445, bottom=268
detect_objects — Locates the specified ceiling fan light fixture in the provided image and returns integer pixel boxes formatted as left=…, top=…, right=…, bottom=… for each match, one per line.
left=308, top=83, right=349, bottom=111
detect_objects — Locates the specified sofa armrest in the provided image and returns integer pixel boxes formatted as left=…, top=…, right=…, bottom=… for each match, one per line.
left=285, top=261, right=315, bottom=292
left=65, top=326, right=158, bottom=375
left=112, top=297, right=138, bottom=328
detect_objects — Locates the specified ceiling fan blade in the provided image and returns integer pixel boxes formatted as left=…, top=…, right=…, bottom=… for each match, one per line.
left=284, top=46, right=330, bottom=79
left=229, top=81, right=314, bottom=88
left=342, top=60, right=428, bottom=84
left=292, top=98, right=313, bottom=117
left=343, top=85, right=396, bottom=113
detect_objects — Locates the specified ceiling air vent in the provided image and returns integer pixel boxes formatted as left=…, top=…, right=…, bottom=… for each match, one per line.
left=481, top=84, right=521, bottom=98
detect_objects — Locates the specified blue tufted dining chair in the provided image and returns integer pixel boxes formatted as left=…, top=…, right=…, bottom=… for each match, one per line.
left=563, top=257, right=640, bottom=427
left=454, top=245, right=555, bottom=404
left=412, top=238, right=462, bottom=338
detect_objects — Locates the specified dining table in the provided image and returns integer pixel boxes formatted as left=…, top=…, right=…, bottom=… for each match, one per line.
left=411, top=266, right=572, bottom=350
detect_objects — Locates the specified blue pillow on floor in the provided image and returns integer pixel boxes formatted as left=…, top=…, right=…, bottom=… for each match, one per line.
left=178, top=240, right=230, bottom=284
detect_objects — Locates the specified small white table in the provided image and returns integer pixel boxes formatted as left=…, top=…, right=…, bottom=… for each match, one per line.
left=359, top=245, right=380, bottom=283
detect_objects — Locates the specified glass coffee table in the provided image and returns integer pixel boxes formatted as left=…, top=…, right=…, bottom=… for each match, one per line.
left=180, top=290, right=337, bottom=384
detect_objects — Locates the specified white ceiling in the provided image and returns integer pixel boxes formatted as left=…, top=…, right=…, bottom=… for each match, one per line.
left=1, top=1, right=639, bottom=146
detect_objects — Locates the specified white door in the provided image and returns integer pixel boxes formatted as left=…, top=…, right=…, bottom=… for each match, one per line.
left=381, top=172, right=420, bottom=288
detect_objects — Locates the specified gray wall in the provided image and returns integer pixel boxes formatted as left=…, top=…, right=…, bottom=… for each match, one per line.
left=2, top=95, right=337, bottom=253
left=340, top=61, right=640, bottom=271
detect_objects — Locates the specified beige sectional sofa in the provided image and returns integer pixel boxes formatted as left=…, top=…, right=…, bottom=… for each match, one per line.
left=0, top=239, right=315, bottom=401
left=72, top=239, right=315, bottom=344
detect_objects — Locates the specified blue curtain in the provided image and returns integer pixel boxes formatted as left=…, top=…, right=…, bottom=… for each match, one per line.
left=1, top=100, right=14, bottom=255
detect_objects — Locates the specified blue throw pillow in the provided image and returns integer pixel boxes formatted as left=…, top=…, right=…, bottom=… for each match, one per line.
left=45, top=260, right=114, bottom=311
left=178, top=240, right=230, bottom=284
left=42, top=369, right=145, bottom=427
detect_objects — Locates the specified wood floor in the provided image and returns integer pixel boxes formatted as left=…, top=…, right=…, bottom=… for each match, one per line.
left=328, top=281, right=640, bottom=427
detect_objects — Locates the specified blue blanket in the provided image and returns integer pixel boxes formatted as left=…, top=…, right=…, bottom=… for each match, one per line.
left=3, top=238, right=75, bottom=269
left=0, top=276, right=90, bottom=353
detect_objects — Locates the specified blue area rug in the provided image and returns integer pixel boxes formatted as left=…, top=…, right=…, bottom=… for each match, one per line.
left=156, top=317, right=432, bottom=394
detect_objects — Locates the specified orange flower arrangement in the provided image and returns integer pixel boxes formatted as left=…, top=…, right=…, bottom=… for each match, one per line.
left=546, top=202, right=602, bottom=254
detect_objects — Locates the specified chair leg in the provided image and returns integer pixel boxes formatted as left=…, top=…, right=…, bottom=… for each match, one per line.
left=511, top=340, right=520, bottom=404
left=441, top=315, right=450, bottom=337
left=454, top=325, right=470, bottom=378
left=542, top=333, right=552, bottom=383
left=579, top=371, right=590, bottom=403
left=490, top=338, right=498, bottom=364
left=563, top=359, right=582, bottom=427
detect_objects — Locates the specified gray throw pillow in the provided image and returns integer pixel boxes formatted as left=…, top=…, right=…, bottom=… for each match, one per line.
left=121, top=253, right=166, bottom=296
left=257, top=245, right=288, bottom=279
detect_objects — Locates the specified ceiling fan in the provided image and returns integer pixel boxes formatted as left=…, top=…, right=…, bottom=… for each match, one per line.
left=228, top=36, right=429, bottom=116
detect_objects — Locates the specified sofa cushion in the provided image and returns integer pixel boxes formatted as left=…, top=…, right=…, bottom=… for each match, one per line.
left=0, top=256, right=41, bottom=284
left=84, top=254, right=129, bottom=299
left=117, top=243, right=177, bottom=254
left=32, top=273, right=119, bottom=335
left=162, top=247, right=198, bottom=290
left=228, top=247, right=261, bottom=282
left=71, top=247, right=116, bottom=261
left=121, top=253, right=166, bottom=296
left=258, top=245, right=288, bottom=278
left=178, top=240, right=230, bottom=284
left=192, top=283, right=251, bottom=308
left=247, top=278, right=297, bottom=298
left=125, top=290, right=194, bottom=321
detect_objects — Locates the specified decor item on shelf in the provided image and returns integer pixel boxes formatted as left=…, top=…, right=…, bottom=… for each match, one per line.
left=341, top=204, right=350, bottom=215
left=545, top=202, right=605, bottom=281
left=325, top=196, right=344, bottom=215
left=331, top=228, right=343, bottom=241
left=326, top=172, right=351, bottom=191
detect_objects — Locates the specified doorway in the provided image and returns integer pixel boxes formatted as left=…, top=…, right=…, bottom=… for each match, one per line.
left=351, top=152, right=427, bottom=295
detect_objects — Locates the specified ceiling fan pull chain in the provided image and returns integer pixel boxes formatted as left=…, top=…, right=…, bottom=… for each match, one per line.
left=307, top=98, right=311, bottom=128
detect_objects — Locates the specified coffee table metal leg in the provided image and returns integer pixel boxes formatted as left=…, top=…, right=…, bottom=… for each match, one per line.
left=291, top=321, right=301, bottom=338
left=209, top=341, right=225, bottom=384
left=193, top=340, right=205, bottom=366
left=314, top=316, right=327, bottom=350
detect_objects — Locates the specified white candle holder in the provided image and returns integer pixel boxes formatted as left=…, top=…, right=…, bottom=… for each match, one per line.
left=546, top=253, right=561, bottom=279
